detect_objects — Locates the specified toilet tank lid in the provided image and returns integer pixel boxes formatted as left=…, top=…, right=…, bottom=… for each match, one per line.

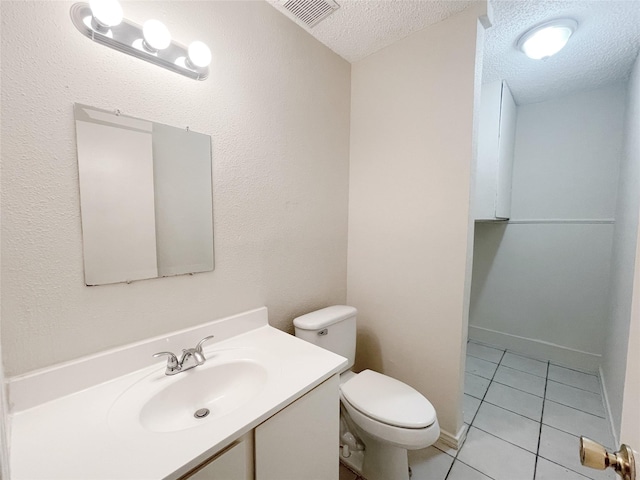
left=293, top=305, right=357, bottom=330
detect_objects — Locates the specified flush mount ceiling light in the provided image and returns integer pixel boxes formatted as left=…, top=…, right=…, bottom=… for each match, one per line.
left=517, top=19, right=578, bottom=60
left=71, top=1, right=211, bottom=80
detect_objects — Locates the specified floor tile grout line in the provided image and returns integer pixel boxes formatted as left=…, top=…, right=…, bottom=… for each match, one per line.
left=442, top=455, right=456, bottom=479
left=465, top=365, right=544, bottom=400
left=533, top=360, right=551, bottom=480
left=481, top=399, right=542, bottom=423
left=448, top=349, right=507, bottom=479
left=473, top=349, right=507, bottom=423
left=541, top=422, right=612, bottom=447
left=490, top=379, right=544, bottom=398
left=467, top=340, right=505, bottom=352
left=497, top=363, right=548, bottom=379
left=548, top=362, right=600, bottom=377
left=537, top=453, right=600, bottom=480
left=474, top=351, right=540, bottom=472
left=503, top=350, right=549, bottom=363
left=466, top=352, right=502, bottom=365
left=452, top=457, right=498, bottom=480
left=470, top=424, right=540, bottom=456
left=546, top=377, right=603, bottom=395
left=543, top=398, right=607, bottom=419
left=500, top=349, right=596, bottom=377
left=539, top=421, right=615, bottom=450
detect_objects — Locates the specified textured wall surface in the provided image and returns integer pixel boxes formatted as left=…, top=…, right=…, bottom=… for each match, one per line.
left=0, top=334, right=8, bottom=478
left=347, top=4, right=484, bottom=437
left=0, top=1, right=350, bottom=376
left=603, top=53, right=640, bottom=443
left=470, top=84, right=626, bottom=363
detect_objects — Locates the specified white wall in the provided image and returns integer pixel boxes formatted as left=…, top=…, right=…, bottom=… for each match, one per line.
left=0, top=320, right=9, bottom=479
left=470, top=84, right=626, bottom=370
left=0, top=5, right=10, bottom=470
left=0, top=0, right=351, bottom=376
left=0, top=349, right=7, bottom=480
left=510, top=86, right=625, bottom=221
left=602, top=53, right=640, bottom=445
left=347, top=4, right=486, bottom=438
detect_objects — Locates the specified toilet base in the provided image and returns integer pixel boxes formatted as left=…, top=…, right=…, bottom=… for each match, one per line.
left=339, top=448, right=364, bottom=474
left=342, top=428, right=412, bottom=480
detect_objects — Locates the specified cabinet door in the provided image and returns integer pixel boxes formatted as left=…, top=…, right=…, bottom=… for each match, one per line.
left=255, top=375, right=340, bottom=480
left=475, top=80, right=502, bottom=220
left=495, top=81, right=517, bottom=219
left=474, top=80, right=517, bottom=220
left=182, top=433, right=253, bottom=480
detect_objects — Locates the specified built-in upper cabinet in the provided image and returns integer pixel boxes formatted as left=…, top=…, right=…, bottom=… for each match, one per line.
left=474, top=80, right=517, bottom=221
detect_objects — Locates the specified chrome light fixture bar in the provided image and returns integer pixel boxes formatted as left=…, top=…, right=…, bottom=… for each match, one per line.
left=70, top=2, right=210, bottom=81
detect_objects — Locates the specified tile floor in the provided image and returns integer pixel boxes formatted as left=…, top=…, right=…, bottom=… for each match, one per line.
left=339, top=340, right=616, bottom=480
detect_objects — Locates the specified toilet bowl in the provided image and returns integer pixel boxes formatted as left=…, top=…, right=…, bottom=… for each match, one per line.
left=341, top=369, right=439, bottom=449
left=339, top=369, right=440, bottom=480
left=293, top=306, right=440, bottom=480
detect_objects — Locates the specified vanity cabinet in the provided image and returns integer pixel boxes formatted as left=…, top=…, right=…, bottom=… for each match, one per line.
left=181, top=374, right=339, bottom=480
left=474, top=80, right=517, bottom=220
left=255, top=374, right=339, bottom=479
left=182, top=434, right=253, bottom=480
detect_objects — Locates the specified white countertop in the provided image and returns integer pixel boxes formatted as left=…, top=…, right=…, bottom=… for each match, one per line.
left=9, top=308, right=346, bottom=479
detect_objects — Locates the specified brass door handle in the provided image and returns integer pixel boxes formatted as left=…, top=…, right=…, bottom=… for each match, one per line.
left=580, top=437, right=636, bottom=480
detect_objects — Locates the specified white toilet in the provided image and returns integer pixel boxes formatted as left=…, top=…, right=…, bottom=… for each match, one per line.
left=294, top=305, right=440, bottom=480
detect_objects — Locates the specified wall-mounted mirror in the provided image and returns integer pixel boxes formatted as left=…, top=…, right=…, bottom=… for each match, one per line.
left=74, top=104, right=214, bottom=286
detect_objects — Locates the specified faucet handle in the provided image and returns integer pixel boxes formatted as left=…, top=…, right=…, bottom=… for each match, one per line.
left=195, top=335, right=215, bottom=354
left=153, top=351, right=179, bottom=369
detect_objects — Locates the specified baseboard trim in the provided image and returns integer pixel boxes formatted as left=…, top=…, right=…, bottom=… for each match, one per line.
left=599, top=366, right=619, bottom=448
left=468, top=325, right=601, bottom=372
left=437, top=424, right=468, bottom=450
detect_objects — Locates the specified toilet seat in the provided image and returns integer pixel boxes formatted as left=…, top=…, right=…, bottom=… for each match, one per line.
left=340, top=393, right=440, bottom=449
left=340, top=370, right=436, bottom=429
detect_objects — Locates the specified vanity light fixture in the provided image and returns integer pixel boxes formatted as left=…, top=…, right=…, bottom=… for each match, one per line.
left=88, top=0, right=122, bottom=29
left=187, top=41, right=213, bottom=69
left=71, top=0, right=211, bottom=80
left=142, top=20, right=172, bottom=52
left=517, top=19, right=578, bottom=60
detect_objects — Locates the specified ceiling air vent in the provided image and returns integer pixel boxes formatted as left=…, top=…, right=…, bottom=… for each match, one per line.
left=282, top=0, right=340, bottom=28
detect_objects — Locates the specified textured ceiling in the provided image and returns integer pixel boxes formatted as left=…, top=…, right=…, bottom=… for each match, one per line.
left=484, top=0, right=640, bottom=104
left=266, top=0, right=474, bottom=63
left=267, top=0, right=640, bottom=105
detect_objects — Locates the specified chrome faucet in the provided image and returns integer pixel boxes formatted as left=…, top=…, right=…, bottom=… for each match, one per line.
left=153, top=335, right=214, bottom=376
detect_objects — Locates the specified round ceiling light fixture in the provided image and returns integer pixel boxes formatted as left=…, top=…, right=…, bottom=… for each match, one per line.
left=517, top=19, right=578, bottom=60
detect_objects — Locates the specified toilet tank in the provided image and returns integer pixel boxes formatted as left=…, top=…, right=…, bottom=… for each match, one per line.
left=293, top=305, right=357, bottom=371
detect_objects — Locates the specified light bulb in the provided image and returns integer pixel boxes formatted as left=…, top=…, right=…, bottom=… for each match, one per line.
left=143, top=20, right=171, bottom=51
left=188, top=41, right=212, bottom=68
left=89, top=0, right=123, bottom=28
left=518, top=19, right=577, bottom=60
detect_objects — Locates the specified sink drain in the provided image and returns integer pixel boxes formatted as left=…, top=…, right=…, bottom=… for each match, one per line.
left=194, top=408, right=210, bottom=419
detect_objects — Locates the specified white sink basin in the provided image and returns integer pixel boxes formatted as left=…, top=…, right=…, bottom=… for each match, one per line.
left=109, top=348, right=276, bottom=433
